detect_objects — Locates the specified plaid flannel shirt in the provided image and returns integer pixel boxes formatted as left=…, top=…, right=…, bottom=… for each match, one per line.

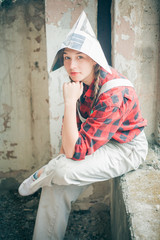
left=72, top=67, right=147, bottom=160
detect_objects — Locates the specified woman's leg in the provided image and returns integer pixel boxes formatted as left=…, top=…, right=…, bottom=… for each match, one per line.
left=26, top=131, right=147, bottom=240
left=19, top=131, right=148, bottom=194
left=33, top=184, right=88, bottom=240
left=35, top=131, right=148, bottom=187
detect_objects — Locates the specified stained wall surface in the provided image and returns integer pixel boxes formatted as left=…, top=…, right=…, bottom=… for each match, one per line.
left=0, top=0, right=51, bottom=179
left=112, top=0, right=160, bottom=144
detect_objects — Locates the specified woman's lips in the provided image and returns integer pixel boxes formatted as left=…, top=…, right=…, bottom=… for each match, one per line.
left=70, top=72, right=79, bottom=76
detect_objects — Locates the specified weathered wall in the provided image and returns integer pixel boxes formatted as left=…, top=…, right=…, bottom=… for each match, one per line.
left=155, top=21, right=160, bottom=145
left=111, top=1, right=160, bottom=238
left=0, top=0, right=51, bottom=180
left=112, top=0, right=160, bottom=144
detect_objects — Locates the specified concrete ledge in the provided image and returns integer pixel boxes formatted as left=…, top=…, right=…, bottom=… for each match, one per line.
left=111, top=146, right=160, bottom=240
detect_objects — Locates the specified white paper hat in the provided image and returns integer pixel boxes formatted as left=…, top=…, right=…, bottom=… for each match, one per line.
left=51, top=11, right=111, bottom=74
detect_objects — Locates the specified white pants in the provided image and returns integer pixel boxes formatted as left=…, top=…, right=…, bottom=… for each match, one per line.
left=33, top=131, right=148, bottom=240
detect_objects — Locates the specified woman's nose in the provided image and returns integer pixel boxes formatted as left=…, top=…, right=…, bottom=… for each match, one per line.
left=70, top=59, right=77, bottom=69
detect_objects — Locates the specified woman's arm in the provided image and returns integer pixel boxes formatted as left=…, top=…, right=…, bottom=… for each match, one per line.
left=62, top=81, right=83, bottom=159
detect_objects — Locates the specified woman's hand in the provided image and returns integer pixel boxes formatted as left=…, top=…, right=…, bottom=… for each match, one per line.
left=63, top=81, right=83, bottom=104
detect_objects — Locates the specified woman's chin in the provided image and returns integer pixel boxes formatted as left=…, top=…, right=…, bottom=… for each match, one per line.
left=70, top=77, right=83, bottom=83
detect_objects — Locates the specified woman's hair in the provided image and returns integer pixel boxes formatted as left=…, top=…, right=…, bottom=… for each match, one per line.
left=91, top=64, right=101, bottom=110
left=58, top=49, right=64, bottom=66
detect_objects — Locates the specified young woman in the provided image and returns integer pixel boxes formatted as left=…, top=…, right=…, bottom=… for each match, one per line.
left=19, top=12, right=148, bottom=240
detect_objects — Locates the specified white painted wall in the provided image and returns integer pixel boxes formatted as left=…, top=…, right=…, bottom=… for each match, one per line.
left=45, top=0, right=98, bottom=157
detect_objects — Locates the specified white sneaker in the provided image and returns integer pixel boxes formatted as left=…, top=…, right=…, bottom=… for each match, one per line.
left=18, top=165, right=54, bottom=196
left=18, top=155, right=64, bottom=196
left=18, top=174, right=37, bottom=196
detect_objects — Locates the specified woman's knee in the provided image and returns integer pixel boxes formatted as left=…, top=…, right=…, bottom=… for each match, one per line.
left=52, top=157, right=77, bottom=185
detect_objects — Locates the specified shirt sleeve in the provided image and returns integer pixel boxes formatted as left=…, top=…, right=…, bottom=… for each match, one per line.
left=72, top=92, right=127, bottom=160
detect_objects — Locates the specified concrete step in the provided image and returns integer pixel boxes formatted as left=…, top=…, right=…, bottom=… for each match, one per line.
left=111, top=146, right=160, bottom=240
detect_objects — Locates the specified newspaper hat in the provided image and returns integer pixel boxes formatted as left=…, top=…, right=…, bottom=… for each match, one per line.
left=51, top=11, right=111, bottom=74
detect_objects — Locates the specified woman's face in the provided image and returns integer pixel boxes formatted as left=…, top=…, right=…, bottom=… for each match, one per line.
left=63, top=48, right=96, bottom=85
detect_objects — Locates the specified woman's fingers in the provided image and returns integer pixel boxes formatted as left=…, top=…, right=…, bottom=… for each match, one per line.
left=63, top=82, right=83, bottom=103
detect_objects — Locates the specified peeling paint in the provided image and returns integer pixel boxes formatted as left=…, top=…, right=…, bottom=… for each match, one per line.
left=0, top=104, right=13, bottom=133
left=53, top=116, right=60, bottom=121
left=6, top=150, right=17, bottom=159
left=33, top=47, right=40, bottom=52
left=0, top=140, right=18, bottom=160
left=35, top=35, right=41, bottom=43
left=24, top=1, right=45, bottom=31
left=46, top=0, right=89, bottom=27
left=10, top=143, right=18, bottom=147
left=121, top=34, right=130, bottom=40
left=116, top=18, right=135, bottom=60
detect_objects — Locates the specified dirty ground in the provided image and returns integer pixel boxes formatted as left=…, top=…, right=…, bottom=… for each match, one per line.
left=0, top=189, right=112, bottom=240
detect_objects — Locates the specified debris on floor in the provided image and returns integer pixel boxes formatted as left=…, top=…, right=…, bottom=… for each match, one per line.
left=0, top=189, right=112, bottom=240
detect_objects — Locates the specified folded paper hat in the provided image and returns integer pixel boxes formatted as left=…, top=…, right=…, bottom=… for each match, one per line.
left=51, top=11, right=111, bottom=74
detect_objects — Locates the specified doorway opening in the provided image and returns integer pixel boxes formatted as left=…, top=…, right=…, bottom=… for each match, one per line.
left=97, top=0, right=112, bottom=66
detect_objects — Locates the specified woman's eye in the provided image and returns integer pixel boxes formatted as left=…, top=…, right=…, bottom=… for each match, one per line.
left=78, top=56, right=83, bottom=59
left=64, top=56, right=70, bottom=60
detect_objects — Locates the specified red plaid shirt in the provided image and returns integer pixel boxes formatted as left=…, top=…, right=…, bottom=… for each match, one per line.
left=72, top=67, right=147, bottom=160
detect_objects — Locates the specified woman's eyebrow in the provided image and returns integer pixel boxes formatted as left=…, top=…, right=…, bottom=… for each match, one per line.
left=63, top=51, right=83, bottom=55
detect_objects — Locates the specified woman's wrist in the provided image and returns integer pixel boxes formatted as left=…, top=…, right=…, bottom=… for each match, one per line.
left=64, top=99, right=77, bottom=106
